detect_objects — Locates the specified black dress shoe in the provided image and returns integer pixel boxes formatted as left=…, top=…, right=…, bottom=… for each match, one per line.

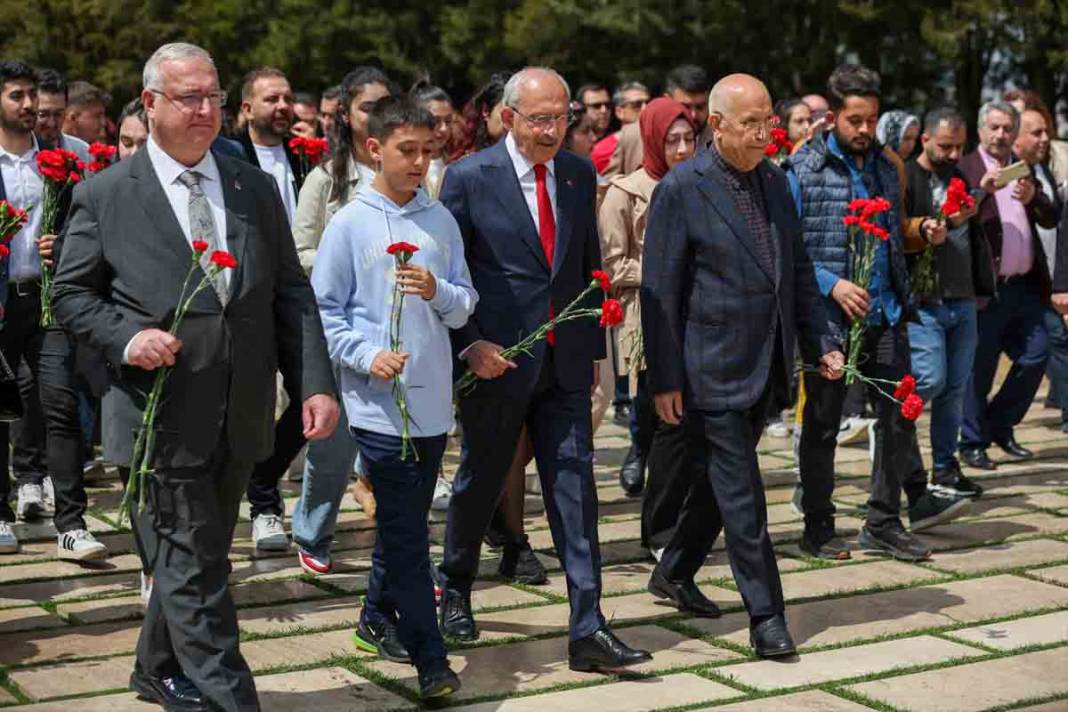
left=418, top=662, right=461, bottom=699
left=130, top=668, right=208, bottom=711
left=618, top=445, right=646, bottom=497
left=960, top=447, right=997, bottom=470
left=749, top=615, right=797, bottom=658
left=994, top=436, right=1034, bottom=461
left=498, top=535, right=548, bottom=585
left=439, top=588, right=478, bottom=641
left=647, top=569, right=721, bottom=617
left=569, top=627, right=653, bottom=672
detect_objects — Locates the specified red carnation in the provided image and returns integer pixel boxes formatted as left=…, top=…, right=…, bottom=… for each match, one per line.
left=847, top=198, right=869, bottom=213
left=0, top=245, right=9, bottom=258
left=210, top=250, right=238, bottom=269
left=900, top=393, right=924, bottom=421
left=88, top=142, right=117, bottom=161
left=192, top=239, right=209, bottom=254
left=893, top=374, right=917, bottom=400
left=599, top=298, right=624, bottom=327
left=386, top=242, right=420, bottom=256
left=591, top=269, right=611, bottom=292
left=843, top=215, right=861, bottom=227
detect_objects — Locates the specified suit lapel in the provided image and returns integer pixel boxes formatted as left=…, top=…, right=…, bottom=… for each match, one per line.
left=759, top=163, right=784, bottom=289
left=130, top=150, right=193, bottom=266
left=551, top=159, right=576, bottom=279
left=216, top=155, right=250, bottom=304
left=483, top=143, right=551, bottom=273
left=694, top=154, right=774, bottom=285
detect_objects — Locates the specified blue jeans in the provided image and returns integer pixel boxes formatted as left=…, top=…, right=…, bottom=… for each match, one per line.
left=907, top=299, right=978, bottom=470
left=354, top=427, right=447, bottom=672
left=962, top=280, right=1049, bottom=448
left=1043, top=308, right=1068, bottom=422
left=291, top=395, right=358, bottom=560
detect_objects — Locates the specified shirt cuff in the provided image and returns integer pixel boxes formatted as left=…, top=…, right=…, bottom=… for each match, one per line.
left=815, top=268, right=840, bottom=298
left=122, top=331, right=143, bottom=365
left=457, top=339, right=488, bottom=361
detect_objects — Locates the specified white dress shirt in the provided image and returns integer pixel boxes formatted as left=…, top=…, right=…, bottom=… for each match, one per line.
left=252, top=142, right=296, bottom=224
left=505, top=131, right=557, bottom=228
left=0, top=134, right=44, bottom=283
left=124, top=137, right=232, bottom=363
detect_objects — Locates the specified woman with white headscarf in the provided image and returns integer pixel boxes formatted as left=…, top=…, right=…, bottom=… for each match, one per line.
left=877, top=110, right=920, bottom=160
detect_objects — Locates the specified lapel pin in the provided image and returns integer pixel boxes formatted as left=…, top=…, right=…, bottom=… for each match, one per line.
left=565, top=178, right=574, bottom=187
left=234, top=178, right=241, bottom=191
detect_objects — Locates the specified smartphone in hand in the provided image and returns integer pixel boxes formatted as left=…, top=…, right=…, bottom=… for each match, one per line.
left=993, top=160, right=1030, bottom=189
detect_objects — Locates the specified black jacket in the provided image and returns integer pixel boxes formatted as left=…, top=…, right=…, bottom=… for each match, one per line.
left=641, top=148, right=839, bottom=413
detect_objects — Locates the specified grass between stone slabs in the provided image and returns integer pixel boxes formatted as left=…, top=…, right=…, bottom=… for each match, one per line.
left=987, top=691, right=1068, bottom=711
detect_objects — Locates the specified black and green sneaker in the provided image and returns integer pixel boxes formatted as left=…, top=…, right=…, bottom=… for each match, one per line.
left=908, top=490, right=970, bottom=532
left=419, top=663, right=461, bottom=699
left=353, top=618, right=410, bottom=663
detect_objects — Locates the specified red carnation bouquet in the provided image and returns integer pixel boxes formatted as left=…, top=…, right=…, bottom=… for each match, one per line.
left=87, top=143, right=117, bottom=173
left=35, top=148, right=84, bottom=327
left=386, top=241, right=421, bottom=460
left=764, top=121, right=793, bottom=165
left=841, top=197, right=892, bottom=384
left=800, top=367, right=924, bottom=422
left=121, top=241, right=238, bottom=522
left=0, top=201, right=30, bottom=260
left=289, top=136, right=329, bottom=181
left=911, top=176, right=976, bottom=298
left=454, top=270, right=623, bottom=394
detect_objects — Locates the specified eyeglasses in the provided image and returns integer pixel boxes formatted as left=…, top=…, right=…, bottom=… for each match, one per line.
left=584, top=101, right=610, bottom=110
left=150, top=89, right=227, bottom=113
left=618, top=99, right=648, bottom=111
left=512, top=108, right=575, bottom=130
left=717, top=114, right=780, bottom=135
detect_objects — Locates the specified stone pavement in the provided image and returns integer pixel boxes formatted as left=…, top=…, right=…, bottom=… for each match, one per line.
left=2, top=392, right=1068, bottom=711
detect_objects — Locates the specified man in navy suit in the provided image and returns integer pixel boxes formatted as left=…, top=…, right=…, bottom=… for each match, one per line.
left=438, top=67, right=651, bottom=672
left=642, top=74, right=844, bottom=658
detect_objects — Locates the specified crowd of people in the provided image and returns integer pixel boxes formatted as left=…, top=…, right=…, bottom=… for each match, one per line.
left=0, top=39, right=1066, bottom=711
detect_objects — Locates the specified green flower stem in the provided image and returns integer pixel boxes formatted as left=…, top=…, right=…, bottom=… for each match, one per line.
left=389, top=253, right=417, bottom=461
left=38, top=179, right=73, bottom=327
left=798, top=363, right=905, bottom=406
left=845, top=225, right=878, bottom=386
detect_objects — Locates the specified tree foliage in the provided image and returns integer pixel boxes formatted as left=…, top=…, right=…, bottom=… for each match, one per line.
left=1, top=0, right=1064, bottom=132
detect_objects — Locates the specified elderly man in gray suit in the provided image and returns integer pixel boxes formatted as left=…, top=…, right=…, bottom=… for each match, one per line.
left=53, top=43, right=338, bottom=712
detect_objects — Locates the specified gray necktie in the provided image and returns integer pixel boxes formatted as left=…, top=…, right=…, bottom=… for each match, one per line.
left=176, top=170, right=228, bottom=306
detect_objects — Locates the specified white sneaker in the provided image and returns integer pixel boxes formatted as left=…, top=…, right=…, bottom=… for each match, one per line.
left=140, top=572, right=153, bottom=604
left=252, top=513, right=289, bottom=551
left=765, top=418, right=791, bottom=438
left=837, top=417, right=875, bottom=446
left=431, top=476, right=453, bottom=511
left=57, top=529, right=107, bottom=561
left=0, top=521, right=18, bottom=554
left=16, top=483, right=45, bottom=521
left=42, top=476, right=55, bottom=516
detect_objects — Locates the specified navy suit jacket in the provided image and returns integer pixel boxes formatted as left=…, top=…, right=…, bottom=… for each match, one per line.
left=440, top=140, right=606, bottom=396
left=641, top=149, right=839, bottom=413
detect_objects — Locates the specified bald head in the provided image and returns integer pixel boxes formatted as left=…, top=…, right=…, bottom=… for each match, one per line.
left=708, top=74, right=771, bottom=117
left=502, top=67, right=570, bottom=112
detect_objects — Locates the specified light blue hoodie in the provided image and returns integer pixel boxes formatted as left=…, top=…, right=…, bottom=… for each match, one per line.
left=312, top=185, right=477, bottom=438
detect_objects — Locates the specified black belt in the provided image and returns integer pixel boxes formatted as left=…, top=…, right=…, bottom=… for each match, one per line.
left=8, top=280, right=41, bottom=297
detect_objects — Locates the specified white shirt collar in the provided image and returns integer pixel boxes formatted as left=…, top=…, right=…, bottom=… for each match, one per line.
left=505, top=132, right=554, bottom=180
left=0, top=134, right=39, bottom=164
left=146, top=134, right=220, bottom=187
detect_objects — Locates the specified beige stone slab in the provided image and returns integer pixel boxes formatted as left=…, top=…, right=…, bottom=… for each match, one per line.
left=915, top=513, right=1068, bottom=551
left=693, top=689, right=883, bottom=711
left=780, top=560, right=945, bottom=601
left=368, top=624, right=739, bottom=701
left=0, top=619, right=142, bottom=666
left=2, top=693, right=155, bottom=711
left=255, top=666, right=415, bottom=711
left=944, top=610, right=1068, bottom=651
left=0, top=686, right=15, bottom=704
left=686, top=574, right=1068, bottom=649
left=0, top=572, right=141, bottom=608
left=473, top=588, right=740, bottom=640
left=1009, top=702, right=1068, bottom=712
left=927, top=538, right=1068, bottom=574
left=451, top=672, right=740, bottom=712
left=1029, top=564, right=1068, bottom=586
left=848, top=646, right=1068, bottom=712
left=0, top=553, right=143, bottom=585
left=10, top=630, right=367, bottom=702
left=238, top=595, right=361, bottom=635
left=0, top=604, right=68, bottom=633
left=721, top=635, right=980, bottom=690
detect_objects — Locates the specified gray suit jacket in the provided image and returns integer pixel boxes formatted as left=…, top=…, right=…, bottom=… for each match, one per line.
left=52, top=147, right=335, bottom=468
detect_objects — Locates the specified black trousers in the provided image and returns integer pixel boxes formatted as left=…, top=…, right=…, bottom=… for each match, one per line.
left=133, top=439, right=258, bottom=712
left=657, top=385, right=778, bottom=618
left=443, top=352, right=606, bottom=640
left=245, top=370, right=306, bottom=519
left=0, top=284, right=47, bottom=522
left=640, top=418, right=704, bottom=551
left=37, top=327, right=93, bottom=532
left=799, top=320, right=913, bottom=535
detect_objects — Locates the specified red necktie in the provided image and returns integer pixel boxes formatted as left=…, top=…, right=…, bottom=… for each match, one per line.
left=534, top=163, right=557, bottom=346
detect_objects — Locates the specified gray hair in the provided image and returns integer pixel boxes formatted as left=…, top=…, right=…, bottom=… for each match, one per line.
left=143, top=42, right=216, bottom=91
left=977, top=101, right=1019, bottom=132
left=612, top=80, right=648, bottom=107
left=502, top=67, right=571, bottom=110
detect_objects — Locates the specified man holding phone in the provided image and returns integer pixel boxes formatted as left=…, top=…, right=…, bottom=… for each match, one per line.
left=958, top=101, right=1060, bottom=471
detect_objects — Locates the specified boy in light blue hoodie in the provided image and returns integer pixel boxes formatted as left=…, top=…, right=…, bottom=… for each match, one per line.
left=312, top=97, right=477, bottom=699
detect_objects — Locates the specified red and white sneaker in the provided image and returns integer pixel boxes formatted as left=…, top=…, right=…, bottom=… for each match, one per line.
left=431, top=564, right=443, bottom=604
left=298, top=549, right=332, bottom=575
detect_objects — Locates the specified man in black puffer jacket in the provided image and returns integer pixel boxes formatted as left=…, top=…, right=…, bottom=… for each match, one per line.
left=786, top=64, right=931, bottom=563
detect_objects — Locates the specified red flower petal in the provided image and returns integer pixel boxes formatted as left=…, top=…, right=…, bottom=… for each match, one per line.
left=591, top=269, right=611, bottom=292
left=599, top=298, right=624, bottom=327
left=210, top=250, right=238, bottom=269
left=192, top=239, right=209, bottom=254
